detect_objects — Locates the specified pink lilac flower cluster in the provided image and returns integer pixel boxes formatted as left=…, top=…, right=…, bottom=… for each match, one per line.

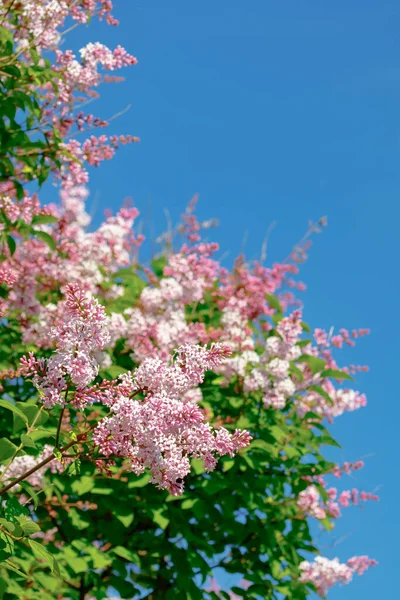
left=0, top=1, right=137, bottom=192
left=223, top=320, right=367, bottom=421
left=0, top=1, right=118, bottom=53
left=299, top=555, right=377, bottom=597
left=0, top=192, right=45, bottom=224
left=1, top=187, right=142, bottom=328
left=123, top=239, right=222, bottom=362
left=331, top=328, right=370, bottom=349
left=0, top=265, right=17, bottom=288
left=119, top=207, right=312, bottom=370
left=299, top=384, right=367, bottom=421
left=92, top=343, right=251, bottom=495
left=52, top=35, right=138, bottom=188
left=3, top=184, right=371, bottom=427
left=313, top=327, right=370, bottom=375
left=0, top=190, right=307, bottom=377
left=332, top=460, right=365, bottom=478
left=218, top=311, right=302, bottom=409
left=297, top=481, right=379, bottom=521
left=267, top=331, right=369, bottom=420
left=20, top=285, right=110, bottom=408
left=164, top=242, right=220, bottom=303
left=217, top=255, right=301, bottom=321
left=156, top=196, right=218, bottom=248
left=297, top=485, right=327, bottom=519
left=215, top=298, right=367, bottom=421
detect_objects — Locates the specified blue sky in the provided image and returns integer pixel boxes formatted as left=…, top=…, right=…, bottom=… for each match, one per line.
left=57, top=1, right=399, bottom=597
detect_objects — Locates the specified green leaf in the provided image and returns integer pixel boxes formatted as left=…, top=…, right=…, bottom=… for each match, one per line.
left=1, top=560, right=30, bottom=580
left=113, top=267, right=139, bottom=280
left=308, top=385, right=334, bottom=406
left=32, top=230, right=56, bottom=251
left=69, top=508, right=89, bottom=531
left=298, top=354, right=326, bottom=374
left=320, top=516, right=335, bottom=531
left=86, top=545, right=112, bottom=570
left=31, top=214, right=58, bottom=225
left=152, top=509, right=169, bottom=530
left=250, top=439, right=273, bottom=453
left=91, top=485, right=113, bottom=495
left=0, top=400, right=28, bottom=423
left=181, top=498, right=198, bottom=510
left=127, top=473, right=151, bottom=488
left=0, top=519, right=14, bottom=533
left=113, top=546, right=138, bottom=563
left=71, top=476, right=94, bottom=496
left=17, top=516, right=40, bottom=536
left=18, top=482, right=39, bottom=509
left=284, top=446, right=300, bottom=459
left=223, top=458, right=235, bottom=472
left=4, top=497, right=29, bottom=521
left=13, top=404, right=48, bottom=433
left=28, top=539, right=60, bottom=575
left=34, top=573, right=60, bottom=593
left=0, top=537, right=12, bottom=563
left=0, top=27, right=12, bottom=44
left=65, top=458, right=81, bottom=476
left=116, top=512, right=134, bottom=528
left=2, top=65, right=21, bottom=78
left=102, top=364, right=127, bottom=379
left=289, top=363, right=304, bottom=382
left=0, top=438, right=19, bottom=462
left=321, top=368, right=354, bottom=381
left=21, top=434, right=36, bottom=449
left=151, top=256, right=167, bottom=277
left=230, top=587, right=247, bottom=597
left=0, top=577, right=7, bottom=596
left=269, top=425, right=286, bottom=442
left=5, top=235, right=16, bottom=255
left=266, top=293, right=283, bottom=313
left=318, top=433, right=341, bottom=449
left=64, top=556, right=87, bottom=573
left=271, top=312, right=283, bottom=325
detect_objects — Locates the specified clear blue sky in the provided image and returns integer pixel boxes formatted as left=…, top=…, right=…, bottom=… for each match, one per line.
left=57, top=1, right=398, bottom=597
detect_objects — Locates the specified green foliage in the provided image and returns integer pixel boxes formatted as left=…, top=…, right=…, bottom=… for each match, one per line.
left=0, top=24, right=65, bottom=197
left=0, top=296, right=347, bottom=598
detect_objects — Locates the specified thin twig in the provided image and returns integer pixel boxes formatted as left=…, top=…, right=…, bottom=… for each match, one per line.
left=260, top=220, right=277, bottom=264
left=0, top=437, right=79, bottom=496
